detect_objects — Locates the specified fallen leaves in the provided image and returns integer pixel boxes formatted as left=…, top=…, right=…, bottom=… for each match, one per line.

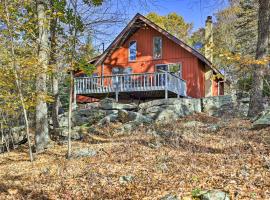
left=0, top=114, right=269, bottom=199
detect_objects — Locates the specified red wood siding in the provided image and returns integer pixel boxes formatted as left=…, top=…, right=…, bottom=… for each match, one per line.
left=94, top=25, right=206, bottom=98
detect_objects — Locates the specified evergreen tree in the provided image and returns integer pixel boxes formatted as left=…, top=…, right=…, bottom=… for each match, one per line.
left=235, top=0, right=258, bottom=56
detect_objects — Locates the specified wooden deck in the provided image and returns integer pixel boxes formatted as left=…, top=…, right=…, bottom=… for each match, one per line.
left=74, top=72, right=187, bottom=101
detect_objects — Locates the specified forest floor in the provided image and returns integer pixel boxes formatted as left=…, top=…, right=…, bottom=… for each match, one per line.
left=0, top=114, right=270, bottom=200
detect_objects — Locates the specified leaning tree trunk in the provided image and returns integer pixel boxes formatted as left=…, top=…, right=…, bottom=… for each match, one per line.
left=35, top=0, right=50, bottom=151
left=248, top=0, right=270, bottom=117
left=3, top=0, right=33, bottom=161
left=50, top=0, right=60, bottom=131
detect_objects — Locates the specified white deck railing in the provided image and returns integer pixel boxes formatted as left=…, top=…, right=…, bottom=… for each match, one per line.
left=75, top=72, right=187, bottom=99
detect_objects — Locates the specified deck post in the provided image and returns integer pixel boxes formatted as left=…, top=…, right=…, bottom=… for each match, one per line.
left=115, top=75, right=119, bottom=102
left=165, top=71, right=168, bottom=99
left=116, top=91, right=119, bottom=102
left=177, top=79, right=180, bottom=99
left=73, top=79, right=77, bottom=109
left=74, top=72, right=187, bottom=100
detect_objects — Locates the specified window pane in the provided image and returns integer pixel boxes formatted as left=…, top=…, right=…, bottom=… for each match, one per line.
left=112, top=67, right=125, bottom=74
left=129, top=41, right=137, bottom=61
left=169, top=64, right=180, bottom=73
left=169, top=63, right=182, bottom=78
left=156, top=64, right=168, bottom=72
left=112, top=67, right=120, bottom=74
left=153, top=37, right=162, bottom=59
left=123, top=67, right=132, bottom=74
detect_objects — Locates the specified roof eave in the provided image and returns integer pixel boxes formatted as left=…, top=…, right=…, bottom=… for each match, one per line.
left=94, top=13, right=224, bottom=77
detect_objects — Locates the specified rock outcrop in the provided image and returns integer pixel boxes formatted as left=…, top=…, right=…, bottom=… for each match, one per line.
left=53, top=98, right=203, bottom=139
left=99, top=98, right=138, bottom=110
left=193, top=190, right=230, bottom=200
left=139, top=98, right=201, bottom=122
left=0, top=126, right=28, bottom=153
left=252, top=107, right=270, bottom=129
left=201, top=94, right=249, bottom=118
left=51, top=94, right=270, bottom=141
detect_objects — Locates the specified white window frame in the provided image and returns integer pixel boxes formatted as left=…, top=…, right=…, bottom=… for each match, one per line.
left=153, top=36, right=162, bottom=59
left=128, top=40, right=137, bottom=62
left=155, top=63, right=182, bottom=78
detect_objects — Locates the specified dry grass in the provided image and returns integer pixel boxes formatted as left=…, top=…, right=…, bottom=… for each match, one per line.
left=0, top=114, right=270, bottom=200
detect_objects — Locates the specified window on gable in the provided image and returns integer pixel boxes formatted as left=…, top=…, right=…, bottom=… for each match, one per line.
left=129, top=41, right=137, bottom=61
left=153, top=37, right=162, bottom=59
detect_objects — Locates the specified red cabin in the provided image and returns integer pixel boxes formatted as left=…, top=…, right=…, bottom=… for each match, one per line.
left=75, top=13, right=224, bottom=103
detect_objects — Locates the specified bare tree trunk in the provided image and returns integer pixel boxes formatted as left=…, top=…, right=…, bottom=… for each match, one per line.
left=67, top=0, right=78, bottom=159
left=248, top=0, right=270, bottom=117
left=3, top=0, right=33, bottom=161
left=50, top=0, right=60, bottom=131
left=67, top=71, right=74, bottom=158
left=35, top=0, right=50, bottom=151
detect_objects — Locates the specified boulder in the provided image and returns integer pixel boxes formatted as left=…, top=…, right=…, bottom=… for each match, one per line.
left=131, top=112, right=153, bottom=124
left=87, top=109, right=107, bottom=125
left=121, top=123, right=135, bottom=133
left=202, top=96, right=235, bottom=117
left=115, top=121, right=142, bottom=135
left=119, top=175, right=134, bottom=184
left=139, top=98, right=201, bottom=112
left=84, top=102, right=100, bottom=109
left=240, top=97, right=250, bottom=103
left=0, top=143, right=5, bottom=153
left=118, top=110, right=153, bottom=124
left=56, top=126, right=83, bottom=140
left=139, top=98, right=201, bottom=122
left=105, top=110, right=119, bottom=115
left=98, top=113, right=118, bottom=125
left=201, top=94, right=252, bottom=118
left=160, top=194, right=179, bottom=200
left=71, top=148, right=97, bottom=158
left=154, top=104, right=193, bottom=122
left=100, top=98, right=137, bottom=110
left=72, top=109, right=106, bottom=126
left=117, top=109, right=129, bottom=123
left=252, top=108, right=270, bottom=129
left=59, top=113, right=69, bottom=127
left=198, top=190, right=230, bottom=200
left=139, top=105, right=162, bottom=115
left=155, top=109, right=179, bottom=122
left=11, top=126, right=27, bottom=144
left=1, top=126, right=28, bottom=153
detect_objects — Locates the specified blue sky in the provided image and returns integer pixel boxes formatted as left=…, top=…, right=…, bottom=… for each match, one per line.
left=92, top=0, right=229, bottom=50
left=131, top=0, right=228, bottom=30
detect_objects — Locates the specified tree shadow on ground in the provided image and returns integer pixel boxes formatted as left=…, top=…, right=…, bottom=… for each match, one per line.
left=0, top=156, right=30, bottom=166
left=0, top=181, right=50, bottom=199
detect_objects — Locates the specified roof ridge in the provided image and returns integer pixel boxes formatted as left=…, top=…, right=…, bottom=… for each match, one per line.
left=94, top=13, right=222, bottom=76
